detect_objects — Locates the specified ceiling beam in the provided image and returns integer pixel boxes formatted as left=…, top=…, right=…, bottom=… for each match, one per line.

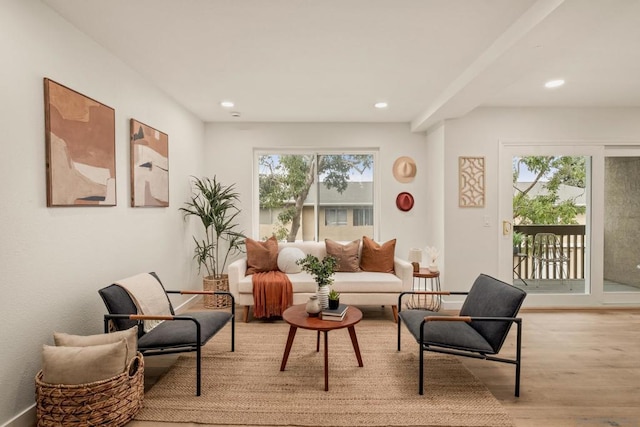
left=410, top=0, right=566, bottom=133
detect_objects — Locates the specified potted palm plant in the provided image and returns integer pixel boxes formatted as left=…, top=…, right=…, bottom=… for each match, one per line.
left=180, top=176, right=245, bottom=308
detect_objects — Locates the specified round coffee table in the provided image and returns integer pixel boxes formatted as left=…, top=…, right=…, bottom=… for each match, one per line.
left=280, top=304, right=363, bottom=391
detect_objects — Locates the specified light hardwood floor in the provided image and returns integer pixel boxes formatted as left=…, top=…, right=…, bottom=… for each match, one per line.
left=129, top=305, right=640, bottom=427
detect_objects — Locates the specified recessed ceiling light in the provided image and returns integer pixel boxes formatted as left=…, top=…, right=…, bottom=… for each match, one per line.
left=374, top=102, right=388, bottom=109
left=544, top=79, right=565, bottom=89
left=220, top=101, right=234, bottom=108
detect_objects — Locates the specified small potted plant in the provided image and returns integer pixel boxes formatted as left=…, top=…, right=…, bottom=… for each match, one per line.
left=328, top=289, right=341, bottom=310
left=513, top=231, right=524, bottom=255
left=297, top=254, right=337, bottom=309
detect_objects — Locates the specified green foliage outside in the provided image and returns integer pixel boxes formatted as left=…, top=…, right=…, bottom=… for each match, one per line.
left=259, top=154, right=372, bottom=241
left=513, top=156, right=586, bottom=225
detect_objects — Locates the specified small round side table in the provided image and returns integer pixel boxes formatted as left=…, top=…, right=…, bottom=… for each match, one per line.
left=406, top=268, right=442, bottom=311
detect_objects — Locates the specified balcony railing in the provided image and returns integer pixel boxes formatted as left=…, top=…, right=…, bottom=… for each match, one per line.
left=513, top=224, right=586, bottom=281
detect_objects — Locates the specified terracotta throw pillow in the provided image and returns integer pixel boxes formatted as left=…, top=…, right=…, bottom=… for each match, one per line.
left=245, top=236, right=279, bottom=275
left=360, top=236, right=396, bottom=273
left=325, top=239, right=361, bottom=272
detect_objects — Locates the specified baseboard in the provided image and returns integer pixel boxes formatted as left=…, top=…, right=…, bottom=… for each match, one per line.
left=1, top=405, right=35, bottom=427
left=173, top=294, right=200, bottom=313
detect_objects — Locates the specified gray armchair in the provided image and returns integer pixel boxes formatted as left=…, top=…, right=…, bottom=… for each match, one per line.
left=398, top=273, right=526, bottom=396
left=98, top=272, right=234, bottom=396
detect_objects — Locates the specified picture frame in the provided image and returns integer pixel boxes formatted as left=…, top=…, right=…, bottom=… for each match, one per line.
left=459, top=156, right=485, bottom=208
left=44, top=78, right=116, bottom=206
left=130, top=119, right=169, bottom=207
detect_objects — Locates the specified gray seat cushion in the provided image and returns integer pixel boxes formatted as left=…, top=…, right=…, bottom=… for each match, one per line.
left=138, top=310, right=233, bottom=350
left=399, top=309, right=495, bottom=354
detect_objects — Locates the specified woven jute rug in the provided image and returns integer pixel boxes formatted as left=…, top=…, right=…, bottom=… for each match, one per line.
left=134, top=318, right=514, bottom=426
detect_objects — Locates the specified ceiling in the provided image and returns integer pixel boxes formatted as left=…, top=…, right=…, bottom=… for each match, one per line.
left=42, top=0, right=640, bottom=131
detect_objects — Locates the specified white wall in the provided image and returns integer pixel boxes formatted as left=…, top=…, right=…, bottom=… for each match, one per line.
left=441, top=107, right=640, bottom=297
left=0, top=1, right=205, bottom=423
left=203, top=122, right=428, bottom=262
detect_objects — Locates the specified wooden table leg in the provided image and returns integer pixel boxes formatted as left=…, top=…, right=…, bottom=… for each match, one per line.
left=348, top=326, right=363, bottom=367
left=316, top=330, right=320, bottom=352
left=280, top=326, right=298, bottom=371
left=323, top=331, right=329, bottom=391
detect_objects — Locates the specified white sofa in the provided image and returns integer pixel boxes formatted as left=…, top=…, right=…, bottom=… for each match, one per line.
left=228, top=241, right=413, bottom=322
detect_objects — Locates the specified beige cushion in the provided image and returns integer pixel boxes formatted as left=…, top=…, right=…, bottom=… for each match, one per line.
left=325, top=239, right=361, bottom=272
left=53, top=326, right=138, bottom=364
left=277, top=247, right=305, bottom=274
left=246, top=236, right=279, bottom=275
left=360, top=236, right=396, bottom=273
left=41, top=339, right=128, bottom=385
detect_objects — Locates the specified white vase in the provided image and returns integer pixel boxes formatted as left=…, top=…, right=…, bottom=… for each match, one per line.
left=316, top=286, right=330, bottom=309
left=305, top=295, right=321, bottom=317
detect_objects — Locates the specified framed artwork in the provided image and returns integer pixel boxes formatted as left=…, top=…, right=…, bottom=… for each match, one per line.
left=44, top=78, right=116, bottom=206
left=459, top=156, right=485, bottom=207
left=130, top=119, right=169, bottom=207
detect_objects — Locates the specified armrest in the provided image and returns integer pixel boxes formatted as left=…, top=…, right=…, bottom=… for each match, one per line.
left=393, top=257, right=414, bottom=291
left=228, top=258, right=247, bottom=298
left=398, top=290, right=468, bottom=310
left=422, top=315, right=521, bottom=323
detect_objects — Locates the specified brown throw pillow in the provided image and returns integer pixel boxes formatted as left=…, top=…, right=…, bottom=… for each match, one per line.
left=246, top=235, right=279, bottom=275
left=360, top=236, right=396, bottom=273
left=325, top=239, right=361, bottom=272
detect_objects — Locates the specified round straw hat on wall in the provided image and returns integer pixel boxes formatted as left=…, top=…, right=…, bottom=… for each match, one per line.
left=392, top=156, right=417, bottom=183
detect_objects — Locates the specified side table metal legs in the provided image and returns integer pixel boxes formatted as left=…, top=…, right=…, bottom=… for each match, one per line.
left=407, top=269, right=442, bottom=311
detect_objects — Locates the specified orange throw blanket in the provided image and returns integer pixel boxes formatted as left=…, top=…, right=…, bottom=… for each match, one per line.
left=252, top=271, right=293, bottom=318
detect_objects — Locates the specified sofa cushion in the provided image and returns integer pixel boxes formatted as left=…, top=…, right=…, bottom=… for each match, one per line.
left=325, top=239, right=361, bottom=272
left=246, top=236, right=278, bottom=275
left=237, top=271, right=402, bottom=294
left=360, top=236, right=396, bottom=273
left=277, top=247, right=305, bottom=274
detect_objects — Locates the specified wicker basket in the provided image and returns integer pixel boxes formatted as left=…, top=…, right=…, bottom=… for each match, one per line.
left=203, top=274, right=231, bottom=309
left=35, top=353, right=144, bottom=427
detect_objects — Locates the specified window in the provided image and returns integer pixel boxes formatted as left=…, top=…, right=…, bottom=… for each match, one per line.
left=353, top=207, right=373, bottom=226
left=325, top=208, right=347, bottom=226
left=256, top=151, right=376, bottom=241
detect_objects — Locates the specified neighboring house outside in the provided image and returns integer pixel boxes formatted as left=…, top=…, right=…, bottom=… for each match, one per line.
left=259, top=181, right=374, bottom=241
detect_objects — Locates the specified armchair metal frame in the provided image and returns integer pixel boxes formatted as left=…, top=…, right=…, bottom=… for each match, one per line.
left=100, top=279, right=234, bottom=396
left=398, top=289, right=523, bottom=397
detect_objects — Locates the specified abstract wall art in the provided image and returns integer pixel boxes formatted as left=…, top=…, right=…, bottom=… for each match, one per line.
left=44, top=78, right=116, bottom=206
left=459, top=156, right=485, bottom=207
left=130, top=119, right=169, bottom=207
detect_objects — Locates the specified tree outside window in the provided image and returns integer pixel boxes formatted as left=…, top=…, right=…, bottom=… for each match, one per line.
left=258, top=152, right=374, bottom=241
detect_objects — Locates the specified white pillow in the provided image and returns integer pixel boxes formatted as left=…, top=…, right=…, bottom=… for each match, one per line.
left=277, top=247, right=306, bottom=274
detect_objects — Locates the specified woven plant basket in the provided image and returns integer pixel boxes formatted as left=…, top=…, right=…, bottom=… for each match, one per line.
left=203, top=274, right=231, bottom=309
left=35, top=353, right=144, bottom=427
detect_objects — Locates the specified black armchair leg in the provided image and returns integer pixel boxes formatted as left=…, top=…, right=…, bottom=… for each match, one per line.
left=196, top=321, right=202, bottom=396
left=231, top=303, right=235, bottom=352
left=419, top=320, right=425, bottom=395
left=515, top=319, right=522, bottom=397
left=419, top=346, right=424, bottom=395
